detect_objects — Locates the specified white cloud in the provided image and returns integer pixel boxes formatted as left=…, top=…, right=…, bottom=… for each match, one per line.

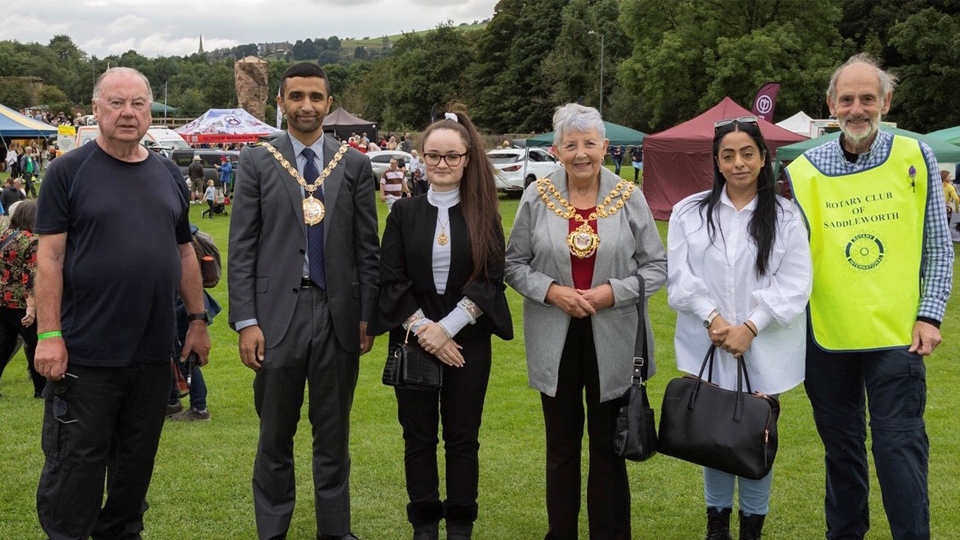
left=3, top=0, right=497, bottom=58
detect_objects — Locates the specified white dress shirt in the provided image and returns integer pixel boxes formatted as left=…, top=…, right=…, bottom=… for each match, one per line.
left=667, top=189, right=812, bottom=393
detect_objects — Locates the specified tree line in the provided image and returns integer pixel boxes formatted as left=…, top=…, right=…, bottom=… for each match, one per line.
left=1, top=0, right=959, bottom=136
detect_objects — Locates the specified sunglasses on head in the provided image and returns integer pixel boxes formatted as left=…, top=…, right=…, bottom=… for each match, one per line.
left=714, top=116, right=759, bottom=130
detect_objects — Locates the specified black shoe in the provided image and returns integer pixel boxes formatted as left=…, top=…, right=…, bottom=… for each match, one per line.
left=738, top=511, right=765, bottom=540
left=318, top=534, right=360, bottom=540
left=165, top=402, right=184, bottom=417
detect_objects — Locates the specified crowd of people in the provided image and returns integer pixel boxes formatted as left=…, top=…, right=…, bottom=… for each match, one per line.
left=0, top=52, right=952, bottom=540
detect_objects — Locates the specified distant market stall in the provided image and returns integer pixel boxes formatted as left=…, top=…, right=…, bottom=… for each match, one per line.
left=176, top=108, right=281, bottom=144
left=0, top=103, right=58, bottom=139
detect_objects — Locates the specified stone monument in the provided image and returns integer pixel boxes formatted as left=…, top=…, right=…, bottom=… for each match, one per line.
left=234, top=56, right=270, bottom=121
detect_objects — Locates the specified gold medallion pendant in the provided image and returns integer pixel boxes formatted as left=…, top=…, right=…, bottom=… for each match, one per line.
left=567, top=222, right=600, bottom=258
left=437, top=231, right=449, bottom=246
left=303, top=195, right=325, bottom=226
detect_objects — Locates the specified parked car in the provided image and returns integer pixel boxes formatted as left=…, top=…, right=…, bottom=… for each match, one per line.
left=366, top=150, right=413, bottom=188
left=170, top=149, right=240, bottom=186
left=486, top=147, right=560, bottom=194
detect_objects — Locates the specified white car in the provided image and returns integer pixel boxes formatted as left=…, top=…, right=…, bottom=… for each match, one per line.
left=486, top=147, right=560, bottom=194
left=366, top=150, right=414, bottom=182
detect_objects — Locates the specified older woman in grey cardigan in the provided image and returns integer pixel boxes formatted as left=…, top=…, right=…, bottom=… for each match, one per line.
left=505, top=103, right=666, bottom=539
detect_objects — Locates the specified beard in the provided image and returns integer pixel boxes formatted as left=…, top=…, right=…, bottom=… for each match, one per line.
left=288, top=113, right=322, bottom=134
left=839, top=111, right=880, bottom=146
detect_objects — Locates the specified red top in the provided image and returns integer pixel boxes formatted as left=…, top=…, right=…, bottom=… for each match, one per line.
left=569, top=207, right=597, bottom=290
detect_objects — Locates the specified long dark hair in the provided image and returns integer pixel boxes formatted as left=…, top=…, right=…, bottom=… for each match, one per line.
left=420, top=103, right=501, bottom=284
left=696, top=120, right=780, bottom=278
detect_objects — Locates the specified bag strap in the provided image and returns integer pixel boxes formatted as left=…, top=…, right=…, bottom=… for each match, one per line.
left=631, top=282, right=648, bottom=385
left=0, top=230, right=22, bottom=253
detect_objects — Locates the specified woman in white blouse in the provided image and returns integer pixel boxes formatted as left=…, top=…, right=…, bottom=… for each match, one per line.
left=667, top=117, right=812, bottom=540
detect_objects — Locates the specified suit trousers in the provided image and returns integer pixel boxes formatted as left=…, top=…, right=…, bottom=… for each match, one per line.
left=395, top=336, right=492, bottom=512
left=37, top=362, right=170, bottom=540
left=540, top=317, right=630, bottom=540
left=805, top=336, right=929, bottom=540
left=252, top=286, right=359, bottom=539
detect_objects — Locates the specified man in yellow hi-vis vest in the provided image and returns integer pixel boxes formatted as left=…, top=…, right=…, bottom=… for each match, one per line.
left=787, top=54, right=953, bottom=540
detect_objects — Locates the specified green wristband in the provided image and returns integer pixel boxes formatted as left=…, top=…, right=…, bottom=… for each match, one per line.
left=38, top=331, right=63, bottom=340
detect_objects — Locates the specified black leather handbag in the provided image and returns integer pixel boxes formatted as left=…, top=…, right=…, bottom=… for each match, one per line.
left=382, top=327, right=443, bottom=391
left=658, top=345, right=780, bottom=480
left=613, top=293, right=658, bottom=462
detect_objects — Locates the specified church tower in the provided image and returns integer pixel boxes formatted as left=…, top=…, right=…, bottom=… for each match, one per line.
left=198, top=34, right=204, bottom=55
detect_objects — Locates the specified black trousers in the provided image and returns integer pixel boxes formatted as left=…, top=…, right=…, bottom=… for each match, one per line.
left=252, top=287, right=358, bottom=539
left=541, top=317, right=630, bottom=540
left=0, top=306, right=43, bottom=395
left=36, top=362, right=170, bottom=540
left=396, top=336, right=492, bottom=517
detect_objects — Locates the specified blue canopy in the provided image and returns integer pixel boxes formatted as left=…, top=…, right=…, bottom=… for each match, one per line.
left=0, top=103, right=58, bottom=138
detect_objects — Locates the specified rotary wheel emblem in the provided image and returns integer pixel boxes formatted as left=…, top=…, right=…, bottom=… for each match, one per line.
left=845, top=233, right=884, bottom=271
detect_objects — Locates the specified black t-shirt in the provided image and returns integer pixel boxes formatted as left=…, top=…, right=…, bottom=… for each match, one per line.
left=35, top=143, right=192, bottom=366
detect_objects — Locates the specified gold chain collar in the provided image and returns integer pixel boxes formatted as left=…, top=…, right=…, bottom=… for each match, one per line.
left=535, top=177, right=635, bottom=259
left=263, top=142, right=349, bottom=195
left=263, top=142, right=349, bottom=225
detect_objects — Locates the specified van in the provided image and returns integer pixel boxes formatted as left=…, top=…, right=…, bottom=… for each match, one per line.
left=58, top=125, right=189, bottom=154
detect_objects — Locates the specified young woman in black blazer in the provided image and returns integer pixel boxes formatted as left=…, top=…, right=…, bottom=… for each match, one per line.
left=370, top=105, right=513, bottom=540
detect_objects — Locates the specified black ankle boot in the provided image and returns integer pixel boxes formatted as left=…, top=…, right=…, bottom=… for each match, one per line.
left=413, top=523, right=439, bottom=540
left=444, top=501, right=477, bottom=540
left=738, top=510, right=765, bottom=540
left=408, top=501, right=444, bottom=540
left=705, top=507, right=733, bottom=540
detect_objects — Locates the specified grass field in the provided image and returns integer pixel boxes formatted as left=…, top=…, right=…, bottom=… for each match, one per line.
left=0, top=170, right=958, bottom=539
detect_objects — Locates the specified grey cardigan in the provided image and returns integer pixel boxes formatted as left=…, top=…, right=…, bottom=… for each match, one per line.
left=505, top=167, right=667, bottom=402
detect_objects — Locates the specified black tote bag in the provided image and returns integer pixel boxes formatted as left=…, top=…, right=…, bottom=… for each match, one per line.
left=658, top=346, right=779, bottom=479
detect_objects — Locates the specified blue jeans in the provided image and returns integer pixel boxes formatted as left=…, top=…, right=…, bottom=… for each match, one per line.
left=169, top=360, right=207, bottom=411
left=805, top=339, right=929, bottom=540
left=704, top=467, right=773, bottom=516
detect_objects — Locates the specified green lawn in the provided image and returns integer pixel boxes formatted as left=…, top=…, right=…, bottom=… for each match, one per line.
left=0, top=176, right=958, bottom=539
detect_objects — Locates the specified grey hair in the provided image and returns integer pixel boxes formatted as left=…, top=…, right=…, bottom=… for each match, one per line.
left=552, top=103, right=605, bottom=147
left=827, top=53, right=898, bottom=105
left=92, top=67, right=154, bottom=102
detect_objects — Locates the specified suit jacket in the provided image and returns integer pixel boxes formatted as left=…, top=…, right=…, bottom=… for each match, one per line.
left=228, top=133, right=380, bottom=351
left=369, top=195, right=513, bottom=343
left=505, top=167, right=666, bottom=402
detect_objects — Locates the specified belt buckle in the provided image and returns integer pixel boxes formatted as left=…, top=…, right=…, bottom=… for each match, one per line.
left=300, top=277, right=315, bottom=288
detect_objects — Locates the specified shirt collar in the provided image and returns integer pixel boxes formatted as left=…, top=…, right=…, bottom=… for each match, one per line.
left=720, top=187, right=758, bottom=212
left=289, top=134, right=325, bottom=165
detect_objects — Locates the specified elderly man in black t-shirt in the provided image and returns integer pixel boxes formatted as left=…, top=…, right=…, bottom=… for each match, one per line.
left=33, top=67, right=211, bottom=540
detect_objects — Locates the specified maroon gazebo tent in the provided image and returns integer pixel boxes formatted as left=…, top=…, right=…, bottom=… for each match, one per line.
left=642, top=97, right=807, bottom=220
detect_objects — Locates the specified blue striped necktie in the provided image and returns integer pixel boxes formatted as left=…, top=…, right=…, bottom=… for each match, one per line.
left=301, top=148, right=326, bottom=289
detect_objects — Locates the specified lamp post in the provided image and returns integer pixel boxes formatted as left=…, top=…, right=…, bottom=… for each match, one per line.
left=588, top=30, right=605, bottom=117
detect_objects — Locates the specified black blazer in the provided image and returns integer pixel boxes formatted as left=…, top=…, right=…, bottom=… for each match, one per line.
left=370, top=195, right=513, bottom=344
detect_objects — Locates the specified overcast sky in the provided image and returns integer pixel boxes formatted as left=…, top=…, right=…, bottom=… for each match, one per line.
left=2, top=0, right=498, bottom=58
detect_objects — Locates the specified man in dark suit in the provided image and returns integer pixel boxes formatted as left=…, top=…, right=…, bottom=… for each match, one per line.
left=228, top=62, right=379, bottom=540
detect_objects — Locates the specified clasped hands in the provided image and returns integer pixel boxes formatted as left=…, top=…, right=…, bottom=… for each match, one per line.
left=545, top=283, right=615, bottom=319
left=708, top=314, right=754, bottom=358
left=415, top=322, right=464, bottom=367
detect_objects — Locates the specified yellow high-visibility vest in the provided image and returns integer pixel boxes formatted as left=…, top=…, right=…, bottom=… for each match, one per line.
left=788, top=135, right=927, bottom=351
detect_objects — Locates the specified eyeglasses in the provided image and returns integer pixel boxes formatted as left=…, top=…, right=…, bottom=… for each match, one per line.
left=714, top=116, right=759, bottom=130
left=423, top=152, right=468, bottom=167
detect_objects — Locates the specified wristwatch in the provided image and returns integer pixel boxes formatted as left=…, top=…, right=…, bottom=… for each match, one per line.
left=703, top=311, right=719, bottom=328
left=187, top=311, right=210, bottom=324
